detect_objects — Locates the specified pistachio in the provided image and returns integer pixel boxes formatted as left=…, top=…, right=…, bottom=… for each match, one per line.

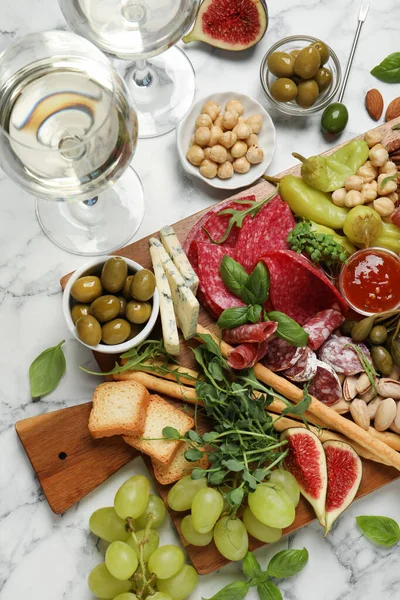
left=367, top=396, right=383, bottom=420
left=377, top=378, right=400, bottom=399
left=331, top=398, right=351, bottom=414
left=360, top=386, right=377, bottom=403
left=350, top=398, right=370, bottom=430
left=356, top=372, right=372, bottom=395
left=389, top=402, right=400, bottom=434
left=389, top=365, right=400, bottom=382
left=374, top=398, right=397, bottom=432
left=343, top=375, right=358, bottom=401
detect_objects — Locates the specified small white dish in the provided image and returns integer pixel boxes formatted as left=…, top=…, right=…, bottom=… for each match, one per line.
left=176, top=91, right=276, bottom=191
left=63, top=256, right=159, bottom=355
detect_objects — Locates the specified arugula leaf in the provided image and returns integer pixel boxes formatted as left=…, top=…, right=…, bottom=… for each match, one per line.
left=371, top=53, right=400, bottom=83
left=29, top=340, right=66, bottom=398
left=282, top=388, right=311, bottom=416
left=245, top=262, right=270, bottom=305
left=219, top=255, right=249, bottom=298
left=196, top=333, right=225, bottom=362
left=162, top=426, right=181, bottom=439
left=267, top=311, right=308, bottom=347
left=267, top=548, right=309, bottom=578
left=242, top=552, right=262, bottom=580
left=247, top=305, right=262, bottom=324
left=217, top=306, right=250, bottom=329
left=203, top=581, right=250, bottom=600
left=356, top=516, right=400, bottom=547
left=257, top=581, right=282, bottom=600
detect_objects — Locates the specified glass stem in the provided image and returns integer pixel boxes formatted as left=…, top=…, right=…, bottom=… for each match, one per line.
left=132, top=59, right=152, bottom=87
left=83, top=197, right=98, bottom=206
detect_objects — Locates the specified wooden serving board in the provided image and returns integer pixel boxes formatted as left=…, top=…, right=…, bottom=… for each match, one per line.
left=17, top=118, right=400, bottom=575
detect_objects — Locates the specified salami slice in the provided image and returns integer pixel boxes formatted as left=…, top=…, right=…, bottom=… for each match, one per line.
left=227, top=337, right=272, bottom=370
left=261, top=250, right=348, bottom=325
left=261, top=338, right=303, bottom=372
left=235, top=195, right=295, bottom=273
left=283, top=347, right=318, bottom=382
left=223, top=321, right=278, bottom=344
left=303, top=309, right=345, bottom=351
left=308, top=360, right=342, bottom=406
left=318, top=336, right=371, bottom=376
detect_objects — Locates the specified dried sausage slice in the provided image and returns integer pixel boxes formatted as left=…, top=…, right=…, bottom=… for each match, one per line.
left=303, top=309, right=345, bottom=351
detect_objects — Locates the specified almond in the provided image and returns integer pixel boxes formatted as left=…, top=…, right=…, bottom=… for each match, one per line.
left=386, top=97, right=400, bottom=122
left=365, top=89, right=384, bottom=121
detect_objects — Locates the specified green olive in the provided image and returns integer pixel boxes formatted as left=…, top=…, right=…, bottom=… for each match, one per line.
left=90, top=295, right=120, bottom=323
left=76, top=315, right=102, bottom=347
left=101, top=318, right=131, bottom=345
left=130, top=269, right=156, bottom=301
left=127, top=323, right=143, bottom=341
left=71, top=276, right=102, bottom=303
left=122, top=275, right=135, bottom=300
left=289, top=49, right=300, bottom=59
left=267, top=52, right=295, bottom=78
left=371, top=345, right=393, bottom=376
left=321, top=102, right=348, bottom=135
left=387, top=332, right=400, bottom=367
left=71, top=303, right=90, bottom=324
left=270, top=78, right=298, bottom=102
left=296, top=79, right=319, bottom=108
left=310, top=40, right=330, bottom=65
left=313, top=67, right=333, bottom=92
left=351, top=316, right=375, bottom=342
left=101, top=257, right=128, bottom=294
left=340, top=320, right=358, bottom=336
left=369, top=325, right=388, bottom=345
left=117, top=296, right=127, bottom=317
left=125, top=301, right=152, bottom=324
left=294, top=46, right=321, bottom=79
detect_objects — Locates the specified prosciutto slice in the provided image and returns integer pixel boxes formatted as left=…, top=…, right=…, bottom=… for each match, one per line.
left=222, top=321, right=278, bottom=344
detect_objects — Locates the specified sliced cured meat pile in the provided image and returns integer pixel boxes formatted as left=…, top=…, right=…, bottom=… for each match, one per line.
left=318, top=336, right=371, bottom=376
left=308, top=360, right=342, bottom=406
left=225, top=322, right=278, bottom=370
left=282, top=347, right=318, bottom=382
left=234, top=195, right=295, bottom=273
left=303, top=309, right=345, bottom=351
left=261, top=250, right=348, bottom=325
left=261, top=338, right=303, bottom=372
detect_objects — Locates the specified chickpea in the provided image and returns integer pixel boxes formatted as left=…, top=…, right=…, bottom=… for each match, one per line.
left=219, top=131, right=237, bottom=149
left=208, top=125, right=223, bottom=146
left=364, top=129, right=383, bottom=148
left=373, top=197, right=395, bottom=217
left=214, top=115, right=224, bottom=129
left=246, top=145, right=264, bottom=165
left=245, top=133, right=258, bottom=147
left=234, top=122, right=252, bottom=140
left=246, top=114, right=263, bottom=134
left=231, top=141, right=248, bottom=158
left=195, top=126, right=211, bottom=147
left=369, top=144, right=389, bottom=168
left=344, top=175, right=363, bottom=192
left=357, top=161, right=378, bottom=183
left=361, top=182, right=378, bottom=203
left=225, top=99, right=244, bottom=116
left=379, top=161, right=398, bottom=176
left=195, top=113, right=213, bottom=129
left=202, top=100, right=221, bottom=122
left=233, top=156, right=251, bottom=174
left=199, top=159, right=218, bottom=179
left=387, top=191, right=399, bottom=203
left=331, top=188, right=347, bottom=207
left=217, top=161, right=234, bottom=179
left=344, top=190, right=364, bottom=208
left=222, top=110, right=239, bottom=130
left=186, top=144, right=205, bottom=166
left=377, top=173, right=398, bottom=195
left=209, top=144, right=228, bottom=164
left=203, top=147, right=213, bottom=160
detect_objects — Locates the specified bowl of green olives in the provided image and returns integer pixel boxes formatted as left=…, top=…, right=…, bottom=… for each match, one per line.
left=260, top=35, right=341, bottom=116
left=63, top=256, right=159, bottom=354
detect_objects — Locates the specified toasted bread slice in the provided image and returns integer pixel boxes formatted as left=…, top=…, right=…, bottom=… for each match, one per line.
left=123, top=394, right=194, bottom=465
left=88, top=381, right=150, bottom=439
left=151, top=442, right=210, bottom=485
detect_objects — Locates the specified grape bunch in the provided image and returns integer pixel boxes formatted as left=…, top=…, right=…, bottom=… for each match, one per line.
left=88, top=475, right=198, bottom=600
left=168, top=469, right=301, bottom=560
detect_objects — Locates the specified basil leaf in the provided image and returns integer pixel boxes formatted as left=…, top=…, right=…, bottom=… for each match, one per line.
left=257, top=581, right=283, bottom=600
left=220, top=255, right=249, bottom=299
left=371, top=53, right=400, bottom=83
left=245, top=262, right=270, bottom=305
left=247, top=305, right=262, bottom=324
left=29, top=340, right=66, bottom=398
left=267, top=548, right=309, bottom=579
left=203, top=581, right=250, bottom=600
left=267, top=311, right=308, bottom=347
left=184, top=447, right=204, bottom=462
left=242, top=551, right=262, bottom=580
left=217, top=306, right=250, bottom=329
left=162, top=426, right=181, bottom=439
left=356, top=516, right=400, bottom=547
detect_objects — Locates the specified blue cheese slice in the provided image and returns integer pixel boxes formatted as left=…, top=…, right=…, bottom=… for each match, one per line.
left=149, top=244, right=180, bottom=356
left=149, top=237, right=199, bottom=340
left=159, top=225, right=199, bottom=294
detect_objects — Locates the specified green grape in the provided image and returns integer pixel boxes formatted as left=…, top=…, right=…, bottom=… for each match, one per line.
left=87, top=563, right=131, bottom=599
left=248, top=484, right=295, bottom=529
left=135, top=494, right=166, bottom=529
left=157, top=564, right=198, bottom=600
left=113, top=594, right=138, bottom=600
left=181, top=515, right=213, bottom=547
left=151, top=593, right=173, bottom=600
left=167, top=476, right=207, bottom=512
left=268, top=469, right=300, bottom=507
left=213, top=516, right=248, bottom=561
left=105, top=541, right=138, bottom=580
left=126, top=528, right=159, bottom=562
left=191, top=488, right=223, bottom=534
left=114, top=475, right=150, bottom=519
left=89, top=507, right=129, bottom=543
left=148, top=545, right=185, bottom=579
left=242, top=507, right=282, bottom=543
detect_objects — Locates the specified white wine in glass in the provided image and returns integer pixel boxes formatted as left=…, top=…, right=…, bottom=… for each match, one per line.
left=0, top=31, right=144, bottom=255
left=60, top=0, right=201, bottom=138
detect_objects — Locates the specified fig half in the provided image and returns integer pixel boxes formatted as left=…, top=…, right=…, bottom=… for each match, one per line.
left=281, top=428, right=327, bottom=526
left=182, top=0, right=268, bottom=51
left=323, top=440, right=362, bottom=536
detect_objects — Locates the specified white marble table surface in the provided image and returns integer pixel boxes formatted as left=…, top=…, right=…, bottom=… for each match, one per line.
left=1, top=1, right=400, bottom=599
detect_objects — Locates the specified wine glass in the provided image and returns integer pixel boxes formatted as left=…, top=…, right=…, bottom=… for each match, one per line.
left=0, top=30, right=144, bottom=256
left=59, top=0, right=201, bottom=138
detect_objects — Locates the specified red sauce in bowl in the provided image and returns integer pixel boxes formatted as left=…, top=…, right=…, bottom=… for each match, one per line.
left=340, top=248, right=400, bottom=315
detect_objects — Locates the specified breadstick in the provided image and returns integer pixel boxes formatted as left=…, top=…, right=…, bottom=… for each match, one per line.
left=113, top=370, right=201, bottom=404
left=196, top=324, right=400, bottom=471
left=119, top=358, right=200, bottom=387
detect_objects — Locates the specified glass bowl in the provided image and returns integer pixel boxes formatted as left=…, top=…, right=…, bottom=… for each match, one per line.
left=260, top=35, right=341, bottom=116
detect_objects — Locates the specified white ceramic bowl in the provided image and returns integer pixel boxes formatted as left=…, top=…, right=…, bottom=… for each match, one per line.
left=176, top=91, right=276, bottom=190
left=63, top=256, right=159, bottom=355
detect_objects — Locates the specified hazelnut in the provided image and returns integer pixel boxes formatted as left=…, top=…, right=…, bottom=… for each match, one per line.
left=361, top=182, right=378, bottom=203
left=357, top=161, right=378, bottom=183
left=186, top=145, right=205, bottom=166
left=245, top=133, right=258, bottom=147
left=214, top=115, right=224, bottom=129
left=344, top=175, right=364, bottom=191
left=231, top=141, right=248, bottom=158
left=246, top=114, right=263, bottom=134
left=225, top=99, right=244, bottom=116
left=379, top=161, right=398, bottom=176
left=202, top=101, right=221, bottom=122
left=219, top=131, right=237, bottom=149
left=246, top=145, right=264, bottom=165
left=369, top=144, right=389, bottom=168
left=373, top=197, right=395, bottom=217
left=364, top=129, right=383, bottom=148
left=199, top=159, right=218, bottom=179
left=208, top=125, right=223, bottom=146
left=195, top=113, right=213, bottom=129
left=222, top=110, right=239, bottom=130
left=234, top=122, right=252, bottom=140
left=203, top=147, right=213, bottom=160
left=377, top=173, right=398, bottom=196
left=194, top=126, right=211, bottom=147
left=233, top=156, right=251, bottom=174
left=217, top=161, right=234, bottom=179
left=209, top=144, right=228, bottom=164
